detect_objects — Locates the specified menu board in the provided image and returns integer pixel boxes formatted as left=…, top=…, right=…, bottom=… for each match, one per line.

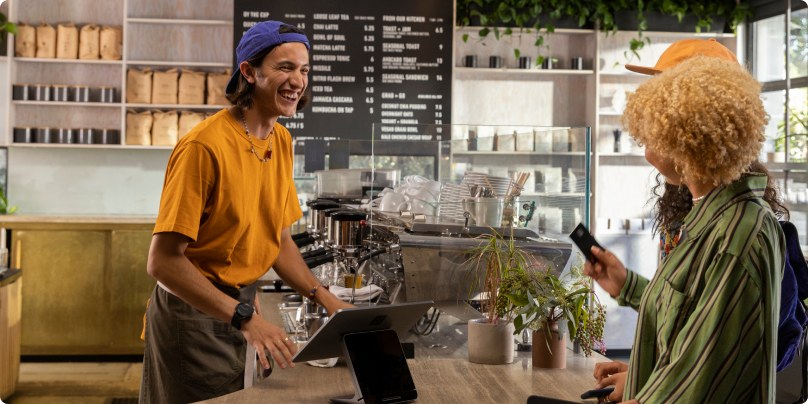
left=234, top=0, right=453, bottom=141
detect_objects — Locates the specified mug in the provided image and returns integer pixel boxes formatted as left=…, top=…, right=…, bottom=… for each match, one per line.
left=489, top=56, right=503, bottom=68
left=463, top=197, right=504, bottom=228
left=464, top=55, right=478, bottom=68
left=518, top=56, right=532, bottom=69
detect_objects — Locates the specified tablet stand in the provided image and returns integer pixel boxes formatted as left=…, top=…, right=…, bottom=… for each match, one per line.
left=329, top=329, right=417, bottom=404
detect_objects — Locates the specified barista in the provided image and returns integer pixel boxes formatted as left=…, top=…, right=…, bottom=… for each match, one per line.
left=139, top=20, right=351, bottom=403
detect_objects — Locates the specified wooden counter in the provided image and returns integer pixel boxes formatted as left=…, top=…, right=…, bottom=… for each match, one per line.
left=0, top=270, right=22, bottom=398
left=0, top=215, right=156, bottom=231
left=202, top=293, right=604, bottom=404
left=0, top=215, right=156, bottom=355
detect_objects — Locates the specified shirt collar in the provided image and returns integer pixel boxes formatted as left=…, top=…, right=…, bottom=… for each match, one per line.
left=682, top=173, right=769, bottom=239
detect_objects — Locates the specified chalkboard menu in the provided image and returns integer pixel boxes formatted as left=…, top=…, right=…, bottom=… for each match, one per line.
left=234, top=0, right=453, bottom=141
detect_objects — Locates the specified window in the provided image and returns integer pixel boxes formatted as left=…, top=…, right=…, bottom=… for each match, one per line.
left=750, top=3, right=808, bottom=249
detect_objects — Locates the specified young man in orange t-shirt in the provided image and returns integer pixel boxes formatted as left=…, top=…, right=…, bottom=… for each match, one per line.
left=140, top=21, right=350, bottom=403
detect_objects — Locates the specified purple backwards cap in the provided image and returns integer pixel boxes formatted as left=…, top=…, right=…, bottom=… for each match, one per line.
left=225, top=20, right=310, bottom=95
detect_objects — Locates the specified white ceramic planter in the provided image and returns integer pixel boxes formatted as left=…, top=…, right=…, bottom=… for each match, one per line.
left=467, top=318, right=515, bottom=364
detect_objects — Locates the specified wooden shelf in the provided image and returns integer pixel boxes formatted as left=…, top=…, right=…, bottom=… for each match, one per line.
left=598, top=72, right=650, bottom=78
left=454, top=67, right=594, bottom=76
left=126, top=60, right=231, bottom=68
left=9, top=143, right=173, bottom=150
left=13, top=57, right=122, bottom=65
left=457, top=26, right=595, bottom=35
left=126, top=103, right=226, bottom=110
left=12, top=101, right=121, bottom=108
left=453, top=151, right=587, bottom=156
left=764, top=162, right=808, bottom=171
left=523, top=192, right=585, bottom=197
left=598, top=152, right=645, bottom=157
left=127, top=17, right=230, bottom=26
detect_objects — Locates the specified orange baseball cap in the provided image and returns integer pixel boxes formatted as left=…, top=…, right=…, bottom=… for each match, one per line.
left=625, top=38, right=738, bottom=75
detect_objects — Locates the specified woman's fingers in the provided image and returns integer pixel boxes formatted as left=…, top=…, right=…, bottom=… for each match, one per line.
left=595, top=374, right=615, bottom=389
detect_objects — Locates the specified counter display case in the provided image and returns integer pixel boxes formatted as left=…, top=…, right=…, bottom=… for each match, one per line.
left=289, top=123, right=590, bottom=310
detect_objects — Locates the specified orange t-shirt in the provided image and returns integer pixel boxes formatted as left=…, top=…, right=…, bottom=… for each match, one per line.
left=154, top=109, right=302, bottom=288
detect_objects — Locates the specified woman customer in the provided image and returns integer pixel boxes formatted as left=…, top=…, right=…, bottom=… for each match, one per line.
left=585, top=52, right=786, bottom=402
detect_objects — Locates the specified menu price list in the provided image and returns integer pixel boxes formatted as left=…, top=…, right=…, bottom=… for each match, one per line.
left=235, top=0, right=453, bottom=141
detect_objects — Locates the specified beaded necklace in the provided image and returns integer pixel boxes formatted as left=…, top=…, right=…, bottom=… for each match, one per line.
left=238, top=108, right=273, bottom=162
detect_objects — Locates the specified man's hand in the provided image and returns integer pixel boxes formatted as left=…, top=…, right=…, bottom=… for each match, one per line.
left=241, top=316, right=297, bottom=371
left=583, top=247, right=628, bottom=298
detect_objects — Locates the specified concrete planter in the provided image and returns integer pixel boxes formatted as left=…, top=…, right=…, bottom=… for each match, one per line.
left=468, top=318, right=515, bottom=365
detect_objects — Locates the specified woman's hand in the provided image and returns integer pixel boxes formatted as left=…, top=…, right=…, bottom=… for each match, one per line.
left=593, top=361, right=628, bottom=403
left=583, top=246, right=628, bottom=298
left=593, top=361, right=628, bottom=382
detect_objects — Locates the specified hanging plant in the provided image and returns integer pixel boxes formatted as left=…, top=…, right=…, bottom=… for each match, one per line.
left=456, top=0, right=750, bottom=62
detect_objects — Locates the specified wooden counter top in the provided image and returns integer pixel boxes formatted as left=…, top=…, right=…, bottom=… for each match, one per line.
left=202, top=293, right=605, bottom=404
left=0, top=215, right=156, bottom=230
left=204, top=353, right=600, bottom=404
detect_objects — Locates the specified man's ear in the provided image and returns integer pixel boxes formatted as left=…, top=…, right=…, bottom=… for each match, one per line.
left=239, top=61, right=256, bottom=84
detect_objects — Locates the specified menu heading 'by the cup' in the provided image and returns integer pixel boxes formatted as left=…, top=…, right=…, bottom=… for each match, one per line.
left=234, top=0, right=453, bottom=141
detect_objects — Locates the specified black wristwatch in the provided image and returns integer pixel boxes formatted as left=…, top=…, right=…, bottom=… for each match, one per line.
left=231, top=302, right=254, bottom=330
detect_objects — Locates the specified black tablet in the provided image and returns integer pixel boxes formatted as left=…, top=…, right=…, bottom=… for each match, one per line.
left=343, top=329, right=417, bottom=403
left=292, top=301, right=434, bottom=362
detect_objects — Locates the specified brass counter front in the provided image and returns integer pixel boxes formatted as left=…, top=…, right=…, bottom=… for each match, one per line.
left=0, top=216, right=156, bottom=355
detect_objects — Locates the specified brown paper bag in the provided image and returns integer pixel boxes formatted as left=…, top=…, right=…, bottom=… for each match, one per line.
left=178, top=70, right=206, bottom=105
left=178, top=111, right=205, bottom=139
left=151, top=111, right=179, bottom=146
left=126, top=68, right=152, bottom=104
left=152, top=69, right=179, bottom=104
left=35, top=23, right=56, bottom=58
left=56, top=23, right=79, bottom=59
left=78, top=24, right=100, bottom=60
left=15, top=23, right=36, bottom=57
left=206, top=70, right=231, bottom=105
left=126, top=110, right=153, bottom=145
left=99, top=26, right=122, bottom=60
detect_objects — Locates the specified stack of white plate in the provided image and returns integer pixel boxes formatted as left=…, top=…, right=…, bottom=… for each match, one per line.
left=461, top=171, right=513, bottom=198
left=437, top=183, right=469, bottom=222
left=437, top=172, right=516, bottom=222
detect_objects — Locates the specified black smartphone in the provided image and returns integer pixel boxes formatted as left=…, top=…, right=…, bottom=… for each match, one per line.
left=580, top=386, right=615, bottom=399
left=569, top=223, right=602, bottom=263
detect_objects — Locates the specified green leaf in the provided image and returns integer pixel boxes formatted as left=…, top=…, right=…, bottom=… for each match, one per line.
left=513, top=48, right=520, bottom=59
left=462, top=33, right=469, bottom=43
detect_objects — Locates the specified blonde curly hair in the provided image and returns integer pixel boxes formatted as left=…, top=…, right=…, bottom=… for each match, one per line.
left=622, top=56, right=768, bottom=186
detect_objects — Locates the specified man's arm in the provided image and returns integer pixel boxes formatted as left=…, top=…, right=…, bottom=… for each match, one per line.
left=147, top=232, right=239, bottom=322
left=147, top=232, right=297, bottom=371
left=272, top=227, right=353, bottom=315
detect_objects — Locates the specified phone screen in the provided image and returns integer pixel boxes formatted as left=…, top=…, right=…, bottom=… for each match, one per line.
left=568, top=223, right=602, bottom=263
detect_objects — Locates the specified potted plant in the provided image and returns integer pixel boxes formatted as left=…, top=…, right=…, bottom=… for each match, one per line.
left=464, top=229, right=533, bottom=364
left=500, top=253, right=606, bottom=368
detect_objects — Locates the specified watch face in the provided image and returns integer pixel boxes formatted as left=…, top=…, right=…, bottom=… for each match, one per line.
left=237, top=303, right=254, bottom=318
